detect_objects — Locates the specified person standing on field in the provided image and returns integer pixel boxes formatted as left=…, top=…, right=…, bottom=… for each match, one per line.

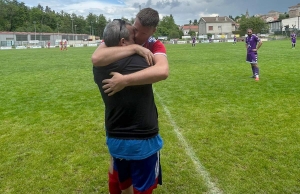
left=291, top=31, right=297, bottom=49
left=192, top=36, right=196, bottom=46
left=233, top=35, right=237, bottom=45
left=245, top=28, right=262, bottom=81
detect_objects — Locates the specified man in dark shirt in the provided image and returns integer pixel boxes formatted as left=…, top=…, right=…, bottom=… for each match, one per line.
left=93, top=19, right=163, bottom=194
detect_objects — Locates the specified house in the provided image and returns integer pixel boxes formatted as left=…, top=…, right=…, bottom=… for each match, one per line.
left=267, top=10, right=281, bottom=20
left=181, top=25, right=199, bottom=36
left=198, top=16, right=236, bottom=37
left=281, top=17, right=300, bottom=30
left=267, top=20, right=282, bottom=33
left=257, top=10, right=282, bottom=22
left=288, top=3, right=300, bottom=18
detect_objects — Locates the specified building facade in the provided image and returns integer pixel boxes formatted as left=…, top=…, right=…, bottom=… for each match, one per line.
left=0, top=31, right=89, bottom=48
left=288, top=3, right=300, bottom=18
left=198, top=16, right=236, bottom=37
left=181, top=25, right=199, bottom=36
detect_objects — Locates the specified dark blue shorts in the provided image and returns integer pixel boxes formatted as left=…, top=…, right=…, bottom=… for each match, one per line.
left=113, top=152, right=162, bottom=193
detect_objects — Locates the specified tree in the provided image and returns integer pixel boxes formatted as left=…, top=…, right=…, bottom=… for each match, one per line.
left=234, top=15, right=241, bottom=21
left=193, top=19, right=198, bottom=25
left=278, top=13, right=289, bottom=21
left=168, top=30, right=180, bottom=39
left=158, top=15, right=181, bottom=39
left=188, top=30, right=196, bottom=36
left=156, top=26, right=169, bottom=37
left=96, top=14, right=107, bottom=38
left=239, top=16, right=268, bottom=34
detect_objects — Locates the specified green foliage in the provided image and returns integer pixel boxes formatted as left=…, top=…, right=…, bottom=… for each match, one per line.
left=235, top=15, right=241, bottom=21
left=1, top=0, right=184, bottom=39
left=0, top=0, right=108, bottom=36
left=232, top=31, right=242, bottom=36
left=188, top=30, right=196, bottom=36
left=239, top=16, right=269, bottom=34
left=193, top=19, right=198, bottom=25
left=278, top=13, right=289, bottom=21
left=207, top=33, right=212, bottom=38
left=158, top=15, right=182, bottom=39
left=168, top=30, right=180, bottom=39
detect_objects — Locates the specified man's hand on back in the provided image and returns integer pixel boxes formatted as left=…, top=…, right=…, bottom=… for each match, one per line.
left=102, top=72, right=128, bottom=96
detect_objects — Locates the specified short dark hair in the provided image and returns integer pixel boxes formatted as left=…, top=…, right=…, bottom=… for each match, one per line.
left=136, top=8, right=159, bottom=27
left=103, top=20, right=132, bottom=47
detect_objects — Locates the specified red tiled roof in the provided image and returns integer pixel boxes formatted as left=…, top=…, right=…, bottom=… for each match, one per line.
left=181, top=25, right=198, bottom=31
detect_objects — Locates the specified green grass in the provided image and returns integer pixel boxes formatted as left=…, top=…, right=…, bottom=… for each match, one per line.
left=0, top=41, right=299, bottom=193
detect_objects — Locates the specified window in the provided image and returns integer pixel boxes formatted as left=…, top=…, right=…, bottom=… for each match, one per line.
left=30, top=35, right=50, bottom=41
left=209, top=26, right=213, bottom=31
left=16, top=35, right=28, bottom=41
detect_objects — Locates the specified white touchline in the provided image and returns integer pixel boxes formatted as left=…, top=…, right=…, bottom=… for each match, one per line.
left=154, top=89, right=223, bottom=194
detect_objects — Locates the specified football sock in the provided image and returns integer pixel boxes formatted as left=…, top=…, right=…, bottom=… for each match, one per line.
left=251, top=66, right=255, bottom=76
left=255, top=67, right=259, bottom=77
left=108, top=171, right=121, bottom=194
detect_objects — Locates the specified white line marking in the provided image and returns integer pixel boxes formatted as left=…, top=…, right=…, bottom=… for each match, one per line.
left=155, top=90, right=223, bottom=194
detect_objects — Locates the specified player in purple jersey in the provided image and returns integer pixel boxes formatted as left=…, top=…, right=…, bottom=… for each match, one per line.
left=233, top=35, right=237, bottom=45
left=291, top=32, right=297, bottom=49
left=192, top=36, right=196, bottom=46
left=245, top=29, right=263, bottom=81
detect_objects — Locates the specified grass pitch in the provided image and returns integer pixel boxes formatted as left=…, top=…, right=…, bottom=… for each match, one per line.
left=0, top=40, right=299, bottom=193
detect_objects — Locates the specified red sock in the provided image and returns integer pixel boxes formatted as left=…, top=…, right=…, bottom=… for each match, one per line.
left=108, top=171, right=121, bottom=194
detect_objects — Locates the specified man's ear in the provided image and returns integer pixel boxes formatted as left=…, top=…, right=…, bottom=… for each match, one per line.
left=119, top=38, right=126, bottom=46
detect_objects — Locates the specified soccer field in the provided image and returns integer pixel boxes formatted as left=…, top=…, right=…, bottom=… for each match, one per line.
left=0, top=41, right=299, bottom=193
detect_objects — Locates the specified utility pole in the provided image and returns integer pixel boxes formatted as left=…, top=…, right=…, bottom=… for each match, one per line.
left=71, top=18, right=74, bottom=41
left=74, top=24, right=77, bottom=41
left=33, top=21, right=36, bottom=44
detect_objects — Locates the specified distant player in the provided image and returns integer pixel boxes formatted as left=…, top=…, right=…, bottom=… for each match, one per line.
left=245, top=29, right=262, bottom=81
left=60, top=40, right=63, bottom=51
left=64, top=40, right=68, bottom=50
left=233, top=35, right=237, bottom=45
left=192, top=36, right=196, bottom=47
left=291, top=32, right=296, bottom=48
left=47, top=41, right=50, bottom=49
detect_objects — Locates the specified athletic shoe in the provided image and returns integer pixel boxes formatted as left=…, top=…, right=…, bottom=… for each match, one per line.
left=255, top=76, right=259, bottom=81
left=250, top=75, right=255, bottom=78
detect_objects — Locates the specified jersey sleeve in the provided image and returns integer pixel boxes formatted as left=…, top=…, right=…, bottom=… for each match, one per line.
left=152, top=40, right=166, bottom=55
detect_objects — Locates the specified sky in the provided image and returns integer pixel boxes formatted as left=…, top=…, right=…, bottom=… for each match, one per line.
left=21, top=0, right=300, bottom=25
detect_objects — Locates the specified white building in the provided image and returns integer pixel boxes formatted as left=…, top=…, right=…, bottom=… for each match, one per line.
left=198, top=16, right=236, bottom=37
left=281, top=17, right=300, bottom=30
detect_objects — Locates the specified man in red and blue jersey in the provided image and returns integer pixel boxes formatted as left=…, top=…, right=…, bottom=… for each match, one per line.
left=245, top=28, right=262, bottom=81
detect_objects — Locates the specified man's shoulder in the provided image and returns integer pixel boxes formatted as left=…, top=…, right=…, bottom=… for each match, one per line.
left=145, top=37, right=166, bottom=54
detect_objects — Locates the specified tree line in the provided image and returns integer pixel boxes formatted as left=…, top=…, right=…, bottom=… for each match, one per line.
left=0, top=0, right=183, bottom=39
left=0, top=0, right=270, bottom=39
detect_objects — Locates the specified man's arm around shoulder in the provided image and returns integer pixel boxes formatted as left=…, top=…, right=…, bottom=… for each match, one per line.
left=91, top=43, right=155, bottom=67
left=102, top=54, right=169, bottom=96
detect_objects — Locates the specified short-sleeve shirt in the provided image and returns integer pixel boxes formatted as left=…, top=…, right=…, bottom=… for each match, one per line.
left=143, top=37, right=167, bottom=56
left=93, top=55, right=163, bottom=160
left=245, top=34, right=260, bottom=53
